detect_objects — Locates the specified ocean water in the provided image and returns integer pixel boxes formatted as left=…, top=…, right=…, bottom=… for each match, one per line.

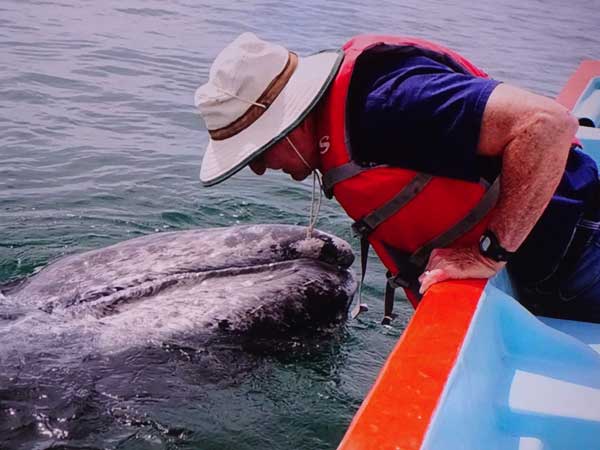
left=0, top=0, right=598, bottom=448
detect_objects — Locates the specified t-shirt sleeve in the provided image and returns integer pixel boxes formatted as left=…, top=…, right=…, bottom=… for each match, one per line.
left=354, top=55, right=501, bottom=181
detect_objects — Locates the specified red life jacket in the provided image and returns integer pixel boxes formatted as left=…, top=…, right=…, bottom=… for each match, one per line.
left=316, top=35, right=500, bottom=310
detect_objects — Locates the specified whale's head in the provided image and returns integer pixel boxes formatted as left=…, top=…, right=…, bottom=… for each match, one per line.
left=3, top=225, right=357, bottom=352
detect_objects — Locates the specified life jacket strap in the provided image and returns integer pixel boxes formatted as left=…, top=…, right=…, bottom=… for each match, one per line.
left=351, top=172, right=433, bottom=235
left=350, top=236, right=371, bottom=319
left=382, top=273, right=398, bottom=325
left=322, top=161, right=386, bottom=199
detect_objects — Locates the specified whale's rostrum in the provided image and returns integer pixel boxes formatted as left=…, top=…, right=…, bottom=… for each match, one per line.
left=0, top=225, right=356, bottom=356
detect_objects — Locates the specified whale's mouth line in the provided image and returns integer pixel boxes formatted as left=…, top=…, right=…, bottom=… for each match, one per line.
left=39, top=258, right=350, bottom=317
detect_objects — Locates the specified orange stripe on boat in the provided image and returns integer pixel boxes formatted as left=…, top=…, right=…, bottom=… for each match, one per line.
left=557, top=60, right=600, bottom=109
left=337, top=279, right=486, bottom=450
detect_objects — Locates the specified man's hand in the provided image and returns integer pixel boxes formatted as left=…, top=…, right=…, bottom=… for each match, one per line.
left=418, top=246, right=504, bottom=294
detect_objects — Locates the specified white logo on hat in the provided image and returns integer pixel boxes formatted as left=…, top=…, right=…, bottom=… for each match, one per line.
left=319, top=135, right=330, bottom=154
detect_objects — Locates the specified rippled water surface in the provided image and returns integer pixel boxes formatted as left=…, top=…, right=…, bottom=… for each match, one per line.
left=1, top=0, right=598, bottom=448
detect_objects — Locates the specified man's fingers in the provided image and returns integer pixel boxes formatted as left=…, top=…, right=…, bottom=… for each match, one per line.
left=418, top=268, right=447, bottom=294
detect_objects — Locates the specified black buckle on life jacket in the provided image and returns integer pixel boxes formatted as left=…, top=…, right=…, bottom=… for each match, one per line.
left=351, top=219, right=373, bottom=237
left=386, top=272, right=412, bottom=289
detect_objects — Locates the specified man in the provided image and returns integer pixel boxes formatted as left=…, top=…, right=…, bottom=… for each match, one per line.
left=195, top=33, right=600, bottom=322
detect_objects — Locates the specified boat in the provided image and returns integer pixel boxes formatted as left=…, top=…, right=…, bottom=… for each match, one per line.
left=337, top=61, right=600, bottom=450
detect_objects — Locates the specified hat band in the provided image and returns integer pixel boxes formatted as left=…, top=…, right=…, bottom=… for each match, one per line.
left=209, top=52, right=298, bottom=141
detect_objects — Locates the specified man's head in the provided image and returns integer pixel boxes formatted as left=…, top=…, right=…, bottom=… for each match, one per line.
left=195, top=33, right=342, bottom=186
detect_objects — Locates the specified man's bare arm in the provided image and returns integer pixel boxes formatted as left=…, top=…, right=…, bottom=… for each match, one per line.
left=478, top=83, right=578, bottom=251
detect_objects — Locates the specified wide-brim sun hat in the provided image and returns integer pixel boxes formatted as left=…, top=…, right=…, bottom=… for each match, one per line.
left=195, top=32, right=343, bottom=186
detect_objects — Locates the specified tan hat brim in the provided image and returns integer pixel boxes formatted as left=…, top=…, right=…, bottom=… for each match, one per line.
left=199, top=49, right=343, bottom=187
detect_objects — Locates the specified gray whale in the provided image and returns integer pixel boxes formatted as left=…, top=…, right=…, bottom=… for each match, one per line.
left=0, top=224, right=356, bottom=356
left=0, top=225, right=356, bottom=448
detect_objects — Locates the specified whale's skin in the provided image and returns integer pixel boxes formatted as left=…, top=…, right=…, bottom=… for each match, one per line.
left=0, top=224, right=356, bottom=357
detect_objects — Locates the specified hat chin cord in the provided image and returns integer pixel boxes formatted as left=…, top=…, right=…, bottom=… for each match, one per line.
left=211, top=84, right=269, bottom=110
left=286, top=136, right=323, bottom=238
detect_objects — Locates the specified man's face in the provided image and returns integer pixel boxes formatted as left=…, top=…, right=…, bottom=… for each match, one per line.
left=248, top=118, right=318, bottom=181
